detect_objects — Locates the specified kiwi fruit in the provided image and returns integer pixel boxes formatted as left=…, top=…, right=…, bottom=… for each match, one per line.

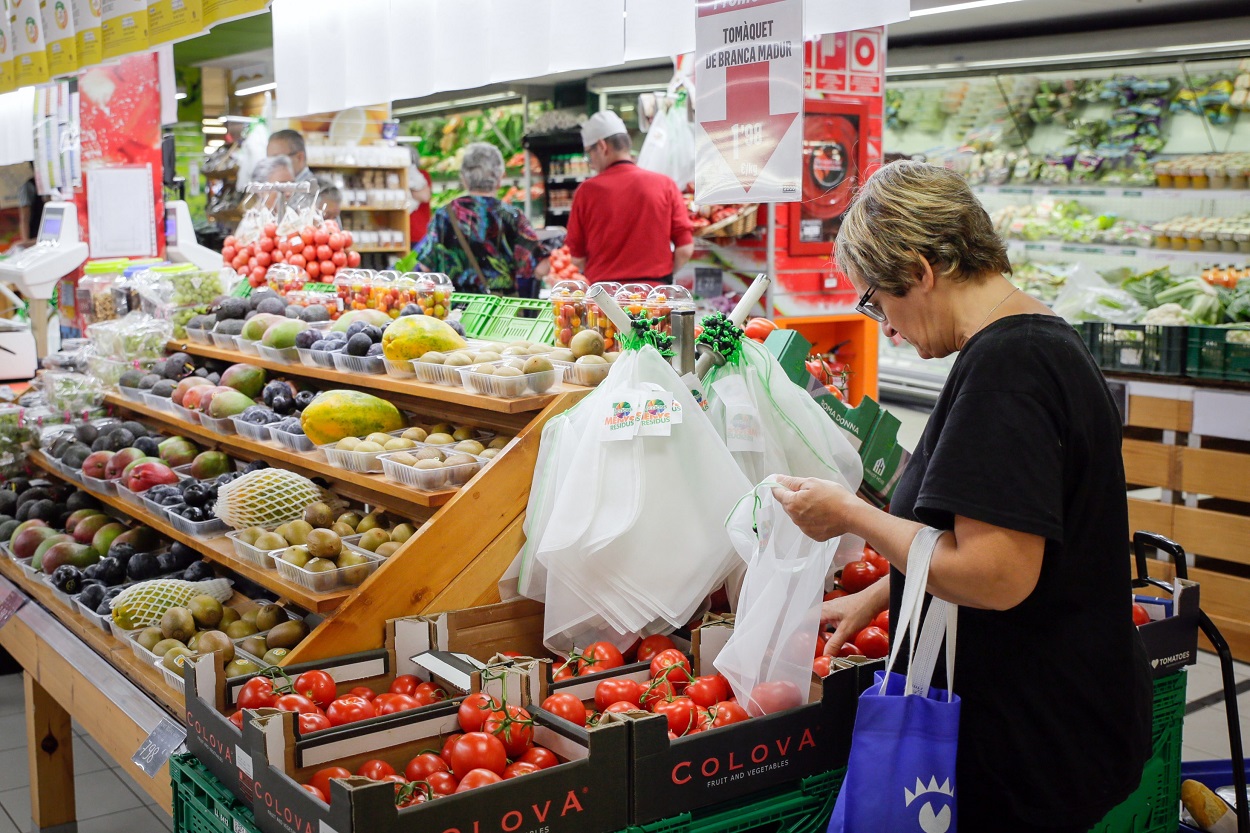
left=226, top=658, right=261, bottom=677
left=254, top=531, right=288, bottom=551
left=151, top=638, right=184, bottom=657
left=375, top=541, right=402, bottom=558
left=355, top=441, right=385, bottom=453
left=304, top=502, right=335, bottom=529
left=454, top=440, right=485, bottom=456
left=162, top=646, right=195, bottom=675
left=196, top=631, right=235, bottom=665
left=331, top=521, right=357, bottom=538
left=225, top=620, right=259, bottom=639
left=425, top=432, right=454, bottom=445
left=336, top=437, right=361, bottom=451
left=262, top=648, right=290, bottom=665
left=356, top=528, right=392, bottom=553
left=419, top=352, right=446, bottom=364
left=237, top=527, right=265, bottom=545
left=304, top=557, right=336, bottom=573
left=401, top=428, right=428, bottom=443
left=523, top=356, right=553, bottom=374
left=266, top=619, right=310, bottom=650
left=220, top=607, right=241, bottom=627
left=355, top=512, right=383, bottom=533
left=384, top=437, right=416, bottom=451
left=336, top=511, right=363, bottom=529
left=254, top=604, right=285, bottom=632
left=495, top=366, right=523, bottom=378
left=160, top=607, right=196, bottom=643
left=188, top=595, right=224, bottom=629
left=336, top=550, right=372, bottom=585
left=137, top=627, right=164, bottom=651
left=280, top=546, right=309, bottom=568
left=240, top=636, right=269, bottom=658
left=306, top=528, right=342, bottom=559
left=389, top=523, right=416, bottom=543
left=414, top=459, right=443, bottom=470
left=242, top=610, right=259, bottom=625
left=280, top=520, right=313, bottom=545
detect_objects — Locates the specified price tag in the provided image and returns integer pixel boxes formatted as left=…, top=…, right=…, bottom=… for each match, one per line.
left=132, top=718, right=187, bottom=777
left=694, top=267, right=723, bottom=300
left=0, top=591, right=25, bottom=630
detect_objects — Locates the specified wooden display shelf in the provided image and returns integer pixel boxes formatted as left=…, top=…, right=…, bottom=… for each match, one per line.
left=28, top=451, right=350, bottom=612
left=103, top=393, right=457, bottom=516
left=355, top=245, right=408, bottom=253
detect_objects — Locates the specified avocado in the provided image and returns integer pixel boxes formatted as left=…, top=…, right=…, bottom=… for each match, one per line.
left=74, top=424, right=99, bottom=445
left=151, top=380, right=177, bottom=398
left=119, top=370, right=144, bottom=388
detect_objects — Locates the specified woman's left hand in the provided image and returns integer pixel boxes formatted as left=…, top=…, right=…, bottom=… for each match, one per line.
left=771, top=474, right=860, bottom=542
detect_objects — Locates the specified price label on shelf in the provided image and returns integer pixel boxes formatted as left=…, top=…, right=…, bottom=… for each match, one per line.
left=0, top=591, right=25, bottom=630
left=131, top=718, right=187, bottom=777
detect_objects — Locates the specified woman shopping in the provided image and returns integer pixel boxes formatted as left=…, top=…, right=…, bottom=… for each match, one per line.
left=410, top=143, right=548, bottom=297
left=771, top=161, right=1152, bottom=833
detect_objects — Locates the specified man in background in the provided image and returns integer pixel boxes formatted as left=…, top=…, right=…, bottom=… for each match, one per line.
left=566, top=110, right=693, bottom=286
left=267, top=129, right=316, bottom=185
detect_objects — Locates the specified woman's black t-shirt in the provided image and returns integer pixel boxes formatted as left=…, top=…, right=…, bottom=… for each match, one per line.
left=888, top=314, right=1152, bottom=830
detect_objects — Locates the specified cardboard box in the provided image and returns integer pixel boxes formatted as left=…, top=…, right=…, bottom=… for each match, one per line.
left=247, top=667, right=631, bottom=833
left=1136, top=578, right=1201, bottom=678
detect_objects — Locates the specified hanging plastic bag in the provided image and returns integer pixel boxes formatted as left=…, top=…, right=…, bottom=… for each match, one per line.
left=715, top=482, right=837, bottom=715
left=638, top=98, right=696, bottom=191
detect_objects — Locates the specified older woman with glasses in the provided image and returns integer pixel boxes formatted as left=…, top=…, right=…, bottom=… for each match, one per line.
left=771, top=161, right=1151, bottom=833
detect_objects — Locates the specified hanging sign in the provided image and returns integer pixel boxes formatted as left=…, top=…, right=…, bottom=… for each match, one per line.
left=71, top=0, right=100, bottom=67
left=11, top=0, right=51, bottom=86
left=694, top=0, right=804, bottom=205
left=202, top=0, right=264, bottom=27
left=0, top=8, right=15, bottom=93
left=100, top=0, right=146, bottom=61
left=147, top=0, right=201, bottom=45
left=41, top=0, right=77, bottom=75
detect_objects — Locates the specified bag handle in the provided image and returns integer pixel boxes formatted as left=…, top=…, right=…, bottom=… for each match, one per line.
left=880, top=527, right=957, bottom=701
left=447, top=205, right=489, bottom=291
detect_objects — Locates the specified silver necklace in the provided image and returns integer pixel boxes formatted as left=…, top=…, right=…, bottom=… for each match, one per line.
left=974, top=286, right=1019, bottom=336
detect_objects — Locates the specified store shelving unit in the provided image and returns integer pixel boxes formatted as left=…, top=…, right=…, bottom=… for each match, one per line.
left=310, top=162, right=410, bottom=258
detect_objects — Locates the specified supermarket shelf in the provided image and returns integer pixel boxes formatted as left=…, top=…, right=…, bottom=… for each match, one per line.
left=976, top=184, right=1250, bottom=201
left=1006, top=239, right=1250, bottom=267
left=167, top=339, right=575, bottom=416
left=547, top=175, right=588, bottom=185
left=101, top=394, right=457, bottom=515
left=355, top=245, right=408, bottom=253
left=309, top=163, right=408, bottom=171
left=339, top=205, right=405, bottom=212
left=28, top=451, right=351, bottom=613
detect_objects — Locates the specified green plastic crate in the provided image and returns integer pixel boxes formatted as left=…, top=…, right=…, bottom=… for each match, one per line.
left=1185, top=325, right=1250, bottom=383
left=171, top=753, right=261, bottom=833
left=479, top=297, right=555, bottom=344
left=1083, top=322, right=1187, bottom=377
left=1089, top=670, right=1186, bottom=833
left=617, top=768, right=845, bottom=833
left=449, top=292, right=502, bottom=338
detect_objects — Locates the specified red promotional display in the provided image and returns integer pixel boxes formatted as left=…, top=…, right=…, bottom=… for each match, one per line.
left=788, top=98, right=870, bottom=257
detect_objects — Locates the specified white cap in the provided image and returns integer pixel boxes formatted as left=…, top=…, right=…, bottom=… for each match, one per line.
left=581, top=111, right=629, bottom=148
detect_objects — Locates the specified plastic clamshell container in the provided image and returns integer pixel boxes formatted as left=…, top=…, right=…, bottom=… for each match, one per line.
left=118, top=385, right=147, bottom=402
left=61, top=464, right=83, bottom=483
left=79, top=472, right=117, bottom=495
left=552, top=359, right=611, bottom=387
left=166, top=507, right=229, bottom=537
left=109, top=619, right=142, bottom=642
left=185, top=327, right=213, bottom=345
left=41, top=574, right=76, bottom=609
left=156, top=656, right=190, bottom=694
left=457, top=363, right=564, bottom=398
left=225, top=527, right=282, bottom=568
left=331, top=351, right=385, bottom=374
left=269, top=549, right=382, bottom=593
left=231, top=417, right=277, bottom=442
left=268, top=425, right=318, bottom=453
left=300, top=347, right=341, bottom=368
left=210, top=331, right=239, bottom=349
left=378, top=449, right=484, bottom=491
left=141, top=491, right=179, bottom=521
left=383, top=358, right=415, bottom=378
left=233, top=336, right=261, bottom=356
left=114, top=481, right=153, bottom=510
left=171, top=401, right=202, bottom=425
left=73, top=595, right=115, bottom=633
left=143, top=393, right=175, bottom=412
left=411, top=359, right=469, bottom=386
left=256, top=345, right=299, bottom=364
left=198, top=413, right=237, bottom=436
left=321, top=441, right=391, bottom=473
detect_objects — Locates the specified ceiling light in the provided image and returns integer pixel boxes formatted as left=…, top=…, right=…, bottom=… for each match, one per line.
left=911, top=0, right=1028, bottom=16
left=203, top=125, right=227, bottom=134
left=235, top=81, right=276, bottom=96
left=392, top=91, right=518, bottom=117
left=888, top=40, right=1250, bottom=75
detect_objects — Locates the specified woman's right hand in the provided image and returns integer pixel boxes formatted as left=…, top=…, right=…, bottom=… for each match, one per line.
left=821, top=578, right=889, bottom=657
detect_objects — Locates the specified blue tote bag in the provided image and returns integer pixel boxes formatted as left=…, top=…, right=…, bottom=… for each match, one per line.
left=828, top=527, right=961, bottom=833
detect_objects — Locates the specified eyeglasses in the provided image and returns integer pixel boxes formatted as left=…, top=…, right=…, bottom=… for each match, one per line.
left=855, top=286, right=887, bottom=323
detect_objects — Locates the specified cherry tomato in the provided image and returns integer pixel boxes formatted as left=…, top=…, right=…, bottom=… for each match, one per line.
left=374, top=693, right=420, bottom=716
left=837, top=642, right=864, bottom=658
left=872, top=609, right=890, bottom=631
left=320, top=260, right=336, bottom=278
left=295, top=671, right=337, bottom=709
left=457, top=692, right=499, bottom=733
left=306, top=261, right=321, bottom=279
left=709, top=700, right=750, bottom=729
left=331, top=250, right=348, bottom=268
left=447, top=732, right=508, bottom=777
left=263, top=224, right=277, bottom=238
left=425, top=770, right=458, bottom=796
left=635, top=635, right=675, bottom=660
left=299, top=228, right=315, bottom=246
left=685, top=675, right=731, bottom=709
left=389, top=675, right=419, bottom=696
left=404, top=752, right=449, bottom=783
left=288, top=254, right=306, bottom=270
left=301, top=784, right=327, bottom=803
left=1132, top=602, right=1151, bottom=626
left=483, top=706, right=534, bottom=758
left=412, top=682, right=447, bottom=706
left=237, top=677, right=278, bottom=710
left=578, top=641, right=625, bottom=675
left=650, top=649, right=693, bottom=691
left=853, top=626, right=890, bottom=659
left=326, top=696, right=374, bottom=726
left=298, top=712, right=332, bottom=734
left=274, top=694, right=320, bottom=715
left=356, top=759, right=396, bottom=780
left=541, top=692, right=588, bottom=727
left=594, top=679, right=642, bottom=712
left=813, top=656, right=833, bottom=677
left=503, top=761, right=540, bottom=779
left=309, top=766, right=352, bottom=799
left=840, top=561, right=881, bottom=595
left=747, top=680, right=803, bottom=716
left=518, top=746, right=558, bottom=770
left=654, top=696, right=699, bottom=735
left=348, top=686, right=376, bottom=701
left=455, top=769, right=502, bottom=792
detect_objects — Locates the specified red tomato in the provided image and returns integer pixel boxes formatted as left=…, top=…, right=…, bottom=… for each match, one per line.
left=457, top=692, right=499, bottom=733
left=309, top=766, right=352, bottom=799
left=603, top=700, right=638, bottom=715
left=743, top=318, right=777, bottom=341
left=747, top=681, right=803, bottom=716
left=273, top=694, right=320, bottom=715
left=237, top=677, right=278, bottom=710
left=684, top=675, right=731, bottom=709
left=302, top=245, right=317, bottom=262
left=222, top=246, right=236, bottom=262
left=404, top=752, right=449, bottom=782
left=594, top=679, right=642, bottom=712
left=327, top=233, right=344, bottom=250
left=251, top=267, right=267, bottom=282
left=840, top=561, right=881, bottom=595
left=862, top=549, right=890, bottom=576
left=306, top=261, right=321, bottom=279
left=374, top=693, right=420, bottom=716
left=518, top=746, right=558, bottom=770
left=650, top=649, right=693, bottom=691
left=815, top=632, right=832, bottom=659
left=346, top=250, right=362, bottom=268
left=326, top=696, right=374, bottom=726
left=288, top=254, right=306, bottom=270
left=331, top=250, right=348, bottom=268
left=482, top=706, right=534, bottom=759
left=341, top=231, right=353, bottom=248
left=447, top=732, right=508, bottom=777
left=578, top=642, right=625, bottom=675
left=824, top=589, right=848, bottom=601
left=552, top=661, right=577, bottom=682
left=709, top=700, right=750, bottom=729
left=320, top=260, right=336, bottom=278
left=425, top=771, right=458, bottom=796
left=654, top=696, right=699, bottom=736
left=299, top=228, right=315, bottom=246
left=837, top=642, right=864, bottom=658
left=389, top=675, right=419, bottom=696
left=455, top=769, right=502, bottom=792
left=813, top=656, right=833, bottom=677
left=1132, top=603, right=1150, bottom=626
left=314, top=229, right=330, bottom=246
left=259, top=237, right=275, bottom=253
left=440, top=733, right=463, bottom=767
left=503, top=762, right=540, bottom=779
left=294, top=671, right=336, bottom=709
left=262, top=223, right=277, bottom=238
left=853, top=626, right=890, bottom=659
left=224, top=236, right=237, bottom=248
left=412, top=682, right=447, bottom=706
left=347, top=686, right=376, bottom=701
left=298, top=712, right=332, bottom=734
left=316, top=244, right=332, bottom=262
left=356, top=759, right=396, bottom=780
left=642, top=677, right=678, bottom=711
left=873, top=609, right=890, bottom=631
left=395, top=783, right=428, bottom=808
left=229, top=710, right=244, bottom=730
left=541, top=692, right=588, bottom=726
left=301, top=784, right=327, bottom=803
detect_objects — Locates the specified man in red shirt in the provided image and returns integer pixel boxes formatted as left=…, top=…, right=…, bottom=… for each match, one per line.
left=566, top=111, right=693, bottom=286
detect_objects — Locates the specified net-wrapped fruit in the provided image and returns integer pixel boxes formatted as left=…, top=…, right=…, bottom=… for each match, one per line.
left=110, top=578, right=233, bottom=630
left=213, top=469, right=328, bottom=529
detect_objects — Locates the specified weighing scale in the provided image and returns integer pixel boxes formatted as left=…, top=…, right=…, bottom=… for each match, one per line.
left=164, top=201, right=221, bottom=271
left=0, top=201, right=89, bottom=358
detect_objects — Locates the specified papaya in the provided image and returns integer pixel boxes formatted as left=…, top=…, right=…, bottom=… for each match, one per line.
left=381, top=316, right=467, bottom=364
left=300, top=390, right=404, bottom=446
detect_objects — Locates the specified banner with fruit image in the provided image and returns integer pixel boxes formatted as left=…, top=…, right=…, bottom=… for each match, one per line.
left=11, top=0, right=50, bottom=86
left=147, top=0, right=201, bottom=46
left=99, top=0, right=146, bottom=61
left=70, top=0, right=100, bottom=67
left=202, top=0, right=264, bottom=27
left=0, top=5, right=15, bottom=94
left=41, top=0, right=77, bottom=76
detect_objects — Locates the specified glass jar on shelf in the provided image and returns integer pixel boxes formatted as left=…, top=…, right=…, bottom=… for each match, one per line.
left=1189, top=165, right=1210, bottom=189
left=587, top=282, right=621, bottom=353
left=551, top=279, right=589, bottom=348
left=414, top=272, right=453, bottom=319
left=1170, top=163, right=1191, bottom=189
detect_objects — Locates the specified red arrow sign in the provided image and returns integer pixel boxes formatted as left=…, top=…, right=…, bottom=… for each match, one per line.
left=701, top=60, right=799, bottom=193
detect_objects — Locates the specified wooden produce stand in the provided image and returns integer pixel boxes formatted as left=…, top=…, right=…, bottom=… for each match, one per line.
left=1118, top=376, right=1250, bottom=662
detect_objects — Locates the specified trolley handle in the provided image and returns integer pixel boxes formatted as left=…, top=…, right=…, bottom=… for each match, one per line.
left=1132, top=531, right=1188, bottom=594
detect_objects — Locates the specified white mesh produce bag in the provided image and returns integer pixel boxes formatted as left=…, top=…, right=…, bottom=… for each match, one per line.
left=111, top=578, right=234, bottom=629
left=213, top=469, right=327, bottom=529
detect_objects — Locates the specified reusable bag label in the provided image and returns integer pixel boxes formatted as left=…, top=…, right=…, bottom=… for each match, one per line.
left=714, top=375, right=765, bottom=452
left=681, top=372, right=710, bottom=412
left=603, top=389, right=642, bottom=440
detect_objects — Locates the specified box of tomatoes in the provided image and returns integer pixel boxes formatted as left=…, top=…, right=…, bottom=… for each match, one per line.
left=537, top=621, right=881, bottom=827
left=245, top=663, right=631, bottom=833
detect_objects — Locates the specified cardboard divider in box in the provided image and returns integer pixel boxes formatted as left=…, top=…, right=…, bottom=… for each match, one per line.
left=1135, top=577, right=1201, bottom=677
left=246, top=667, right=630, bottom=833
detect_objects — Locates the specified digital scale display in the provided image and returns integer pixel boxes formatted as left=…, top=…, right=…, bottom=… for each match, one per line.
left=38, top=208, right=63, bottom=241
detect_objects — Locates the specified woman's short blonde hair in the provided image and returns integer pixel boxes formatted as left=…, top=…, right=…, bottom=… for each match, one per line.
left=835, top=160, right=1011, bottom=296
